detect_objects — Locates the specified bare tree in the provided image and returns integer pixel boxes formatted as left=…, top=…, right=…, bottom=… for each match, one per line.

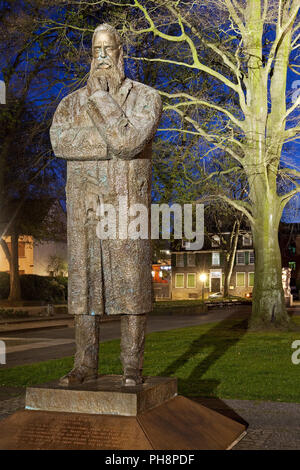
left=17, top=0, right=300, bottom=328
left=62, top=0, right=298, bottom=329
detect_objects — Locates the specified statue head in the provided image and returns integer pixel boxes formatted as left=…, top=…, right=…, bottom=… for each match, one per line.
left=90, top=24, right=125, bottom=94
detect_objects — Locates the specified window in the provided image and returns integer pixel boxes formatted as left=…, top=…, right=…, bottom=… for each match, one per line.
left=211, top=235, right=220, bottom=247
left=288, top=245, right=296, bottom=254
left=176, top=253, right=184, bottom=267
left=243, top=234, right=252, bottom=246
left=187, top=273, right=196, bottom=288
left=236, top=251, right=245, bottom=265
left=236, top=272, right=245, bottom=287
left=249, top=251, right=255, bottom=264
left=6, top=241, right=25, bottom=258
left=18, top=242, right=25, bottom=258
left=289, top=261, right=296, bottom=271
left=175, top=273, right=185, bottom=288
left=212, top=252, right=220, bottom=266
left=187, top=253, right=196, bottom=267
left=248, top=272, right=255, bottom=287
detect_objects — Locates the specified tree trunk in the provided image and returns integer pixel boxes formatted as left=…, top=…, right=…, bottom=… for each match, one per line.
left=223, top=220, right=240, bottom=298
left=223, top=256, right=230, bottom=298
left=223, top=255, right=234, bottom=298
left=8, top=230, right=21, bottom=302
left=250, top=203, right=290, bottom=330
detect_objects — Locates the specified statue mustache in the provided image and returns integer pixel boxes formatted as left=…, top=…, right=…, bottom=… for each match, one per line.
left=92, top=58, right=115, bottom=70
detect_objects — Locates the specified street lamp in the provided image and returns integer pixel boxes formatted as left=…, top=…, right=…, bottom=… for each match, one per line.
left=199, top=273, right=207, bottom=311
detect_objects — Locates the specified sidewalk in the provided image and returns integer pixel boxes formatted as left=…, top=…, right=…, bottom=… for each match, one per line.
left=0, top=312, right=121, bottom=334
left=196, top=397, right=300, bottom=450
left=0, top=317, right=74, bottom=334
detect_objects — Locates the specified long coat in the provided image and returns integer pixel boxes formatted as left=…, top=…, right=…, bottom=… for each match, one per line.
left=50, top=78, right=162, bottom=315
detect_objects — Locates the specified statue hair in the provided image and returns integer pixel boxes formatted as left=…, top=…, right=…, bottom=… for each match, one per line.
left=92, top=23, right=122, bottom=46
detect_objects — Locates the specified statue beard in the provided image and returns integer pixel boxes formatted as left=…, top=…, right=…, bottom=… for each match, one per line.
left=89, top=57, right=125, bottom=97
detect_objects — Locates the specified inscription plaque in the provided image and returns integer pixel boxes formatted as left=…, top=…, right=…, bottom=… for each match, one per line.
left=0, top=396, right=247, bottom=450
left=0, top=410, right=151, bottom=450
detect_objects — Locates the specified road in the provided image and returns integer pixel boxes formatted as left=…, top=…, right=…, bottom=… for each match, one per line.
left=0, top=306, right=250, bottom=368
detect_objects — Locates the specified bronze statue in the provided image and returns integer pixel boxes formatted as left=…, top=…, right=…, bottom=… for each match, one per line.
left=50, top=24, right=162, bottom=386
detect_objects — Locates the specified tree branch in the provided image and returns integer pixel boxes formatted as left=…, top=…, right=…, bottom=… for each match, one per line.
left=280, top=184, right=300, bottom=207
left=125, top=0, right=244, bottom=94
left=160, top=91, right=245, bottom=130
left=219, top=194, right=254, bottom=225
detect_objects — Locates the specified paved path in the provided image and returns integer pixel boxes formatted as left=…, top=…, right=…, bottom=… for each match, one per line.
left=0, top=307, right=247, bottom=368
left=194, top=397, right=300, bottom=450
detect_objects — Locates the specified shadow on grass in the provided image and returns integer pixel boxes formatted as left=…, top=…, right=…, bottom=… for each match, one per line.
left=158, top=311, right=249, bottom=425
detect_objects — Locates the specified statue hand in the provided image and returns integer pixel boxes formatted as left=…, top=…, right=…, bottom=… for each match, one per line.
left=87, top=75, right=109, bottom=96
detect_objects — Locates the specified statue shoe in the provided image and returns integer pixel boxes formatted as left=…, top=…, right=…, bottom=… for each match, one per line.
left=122, top=374, right=144, bottom=387
left=59, top=366, right=97, bottom=386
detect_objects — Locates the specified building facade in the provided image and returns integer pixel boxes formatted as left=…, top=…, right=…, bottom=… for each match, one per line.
left=171, top=232, right=255, bottom=300
left=0, top=235, right=34, bottom=274
left=0, top=236, right=68, bottom=276
left=279, top=222, right=300, bottom=292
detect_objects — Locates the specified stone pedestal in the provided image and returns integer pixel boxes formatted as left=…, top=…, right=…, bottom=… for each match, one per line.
left=0, top=375, right=247, bottom=450
left=25, top=375, right=177, bottom=416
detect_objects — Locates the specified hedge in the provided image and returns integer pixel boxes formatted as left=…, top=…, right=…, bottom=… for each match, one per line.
left=0, top=272, right=67, bottom=303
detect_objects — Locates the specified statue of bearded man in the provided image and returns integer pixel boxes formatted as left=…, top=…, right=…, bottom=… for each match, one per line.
left=50, top=24, right=162, bottom=386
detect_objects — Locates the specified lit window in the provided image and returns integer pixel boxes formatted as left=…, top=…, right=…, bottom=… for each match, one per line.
left=175, top=273, right=185, bottom=288
left=187, top=273, right=196, bottom=288
left=212, top=252, right=220, bottom=266
left=18, top=242, right=26, bottom=258
left=289, top=261, right=296, bottom=271
left=176, top=254, right=184, bottom=267
left=248, top=272, right=255, bottom=287
left=187, top=253, right=196, bottom=267
left=243, top=234, right=252, bottom=246
left=236, top=272, right=245, bottom=287
left=236, top=252, right=245, bottom=265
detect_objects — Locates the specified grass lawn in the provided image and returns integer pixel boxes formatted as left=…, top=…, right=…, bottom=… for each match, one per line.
left=1, top=315, right=300, bottom=402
